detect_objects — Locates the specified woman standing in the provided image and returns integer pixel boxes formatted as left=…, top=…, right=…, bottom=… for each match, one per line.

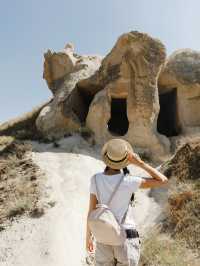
left=86, top=139, right=168, bottom=266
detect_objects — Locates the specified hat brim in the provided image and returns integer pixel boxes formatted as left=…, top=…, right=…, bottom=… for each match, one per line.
left=101, top=140, right=133, bottom=170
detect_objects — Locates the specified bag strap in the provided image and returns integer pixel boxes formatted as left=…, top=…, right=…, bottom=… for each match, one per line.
left=121, top=204, right=129, bottom=224
left=107, top=174, right=124, bottom=206
left=94, top=174, right=101, bottom=202
left=94, top=174, right=124, bottom=206
left=121, top=191, right=137, bottom=224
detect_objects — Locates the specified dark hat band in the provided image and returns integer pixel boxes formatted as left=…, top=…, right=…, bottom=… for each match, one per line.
left=105, top=152, right=128, bottom=163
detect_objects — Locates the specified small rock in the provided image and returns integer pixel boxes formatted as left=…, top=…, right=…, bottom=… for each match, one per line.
left=29, top=207, right=45, bottom=218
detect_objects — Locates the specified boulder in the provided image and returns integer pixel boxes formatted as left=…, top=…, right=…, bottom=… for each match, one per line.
left=159, top=49, right=200, bottom=87
left=43, top=43, right=76, bottom=94
left=36, top=44, right=102, bottom=139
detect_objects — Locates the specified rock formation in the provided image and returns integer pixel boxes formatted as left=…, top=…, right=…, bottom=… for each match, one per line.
left=35, top=31, right=200, bottom=160
left=158, top=49, right=200, bottom=136
left=78, top=31, right=170, bottom=158
left=43, top=43, right=76, bottom=93
left=36, top=44, right=102, bottom=139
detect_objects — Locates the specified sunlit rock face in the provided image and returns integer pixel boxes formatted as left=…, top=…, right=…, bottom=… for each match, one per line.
left=158, top=49, right=200, bottom=136
left=36, top=31, right=200, bottom=160
left=36, top=44, right=102, bottom=139
left=80, top=31, right=170, bottom=159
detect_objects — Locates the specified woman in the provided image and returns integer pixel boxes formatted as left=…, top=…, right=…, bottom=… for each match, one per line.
left=86, top=139, right=168, bottom=266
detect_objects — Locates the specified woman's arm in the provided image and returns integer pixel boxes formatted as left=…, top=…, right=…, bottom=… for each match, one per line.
left=128, top=152, right=169, bottom=189
left=86, top=193, right=98, bottom=252
left=140, top=177, right=168, bottom=189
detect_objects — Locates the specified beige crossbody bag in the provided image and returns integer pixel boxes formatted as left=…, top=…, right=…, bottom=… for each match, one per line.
left=88, top=174, right=129, bottom=246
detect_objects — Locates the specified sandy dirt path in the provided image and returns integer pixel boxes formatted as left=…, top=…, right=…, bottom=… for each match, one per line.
left=0, top=136, right=166, bottom=266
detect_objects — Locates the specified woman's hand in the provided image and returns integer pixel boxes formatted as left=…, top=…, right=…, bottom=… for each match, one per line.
left=158, top=175, right=168, bottom=182
left=86, top=194, right=97, bottom=253
left=127, top=152, right=143, bottom=167
left=128, top=152, right=169, bottom=183
left=86, top=237, right=94, bottom=253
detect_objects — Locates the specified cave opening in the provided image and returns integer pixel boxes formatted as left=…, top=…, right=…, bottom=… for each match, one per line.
left=107, top=98, right=129, bottom=136
left=78, top=90, right=94, bottom=123
left=157, top=88, right=181, bottom=137
left=67, top=88, right=95, bottom=125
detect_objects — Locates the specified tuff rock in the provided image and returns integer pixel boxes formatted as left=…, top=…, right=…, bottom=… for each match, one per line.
left=36, top=44, right=102, bottom=139
left=35, top=32, right=200, bottom=160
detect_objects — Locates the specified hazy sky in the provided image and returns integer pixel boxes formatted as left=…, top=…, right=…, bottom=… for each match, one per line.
left=1, top=0, right=200, bottom=123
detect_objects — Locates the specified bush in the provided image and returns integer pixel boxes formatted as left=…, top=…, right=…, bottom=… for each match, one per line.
left=139, top=229, right=199, bottom=266
left=164, top=183, right=200, bottom=250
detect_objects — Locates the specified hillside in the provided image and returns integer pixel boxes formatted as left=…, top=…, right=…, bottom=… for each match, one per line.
left=0, top=135, right=165, bottom=266
left=140, top=139, right=200, bottom=266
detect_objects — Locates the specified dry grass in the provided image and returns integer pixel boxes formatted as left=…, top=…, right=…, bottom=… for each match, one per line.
left=139, top=229, right=199, bottom=266
left=163, top=180, right=200, bottom=250
left=162, top=140, right=200, bottom=181
left=0, top=101, right=50, bottom=140
left=140, top=140, right=200, bottom=265
left=0, top=136, right=45, bottom=228
left=159, top=140, right=200, bottom=250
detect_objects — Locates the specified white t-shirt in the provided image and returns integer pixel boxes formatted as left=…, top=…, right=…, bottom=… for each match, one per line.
left=89, top=172, right=143, bottom=228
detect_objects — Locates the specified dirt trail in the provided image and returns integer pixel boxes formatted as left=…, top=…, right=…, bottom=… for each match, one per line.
left=0, top=136, right=166, bottom=266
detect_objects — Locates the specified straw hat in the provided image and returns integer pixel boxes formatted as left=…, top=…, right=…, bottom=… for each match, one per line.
left=101, top=138, right=133, bottom=170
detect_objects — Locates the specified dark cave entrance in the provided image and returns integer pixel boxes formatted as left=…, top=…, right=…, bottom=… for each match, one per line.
left=107, top=98, right=129, bottom=136
left=157, top=88, right=181, bottom=137
left=65, top=88, right=95, bottom=125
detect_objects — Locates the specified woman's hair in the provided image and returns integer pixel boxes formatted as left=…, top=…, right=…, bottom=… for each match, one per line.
left=122, top=167, right=130, bottom=175
left=104, top=166, right=130, bottom=175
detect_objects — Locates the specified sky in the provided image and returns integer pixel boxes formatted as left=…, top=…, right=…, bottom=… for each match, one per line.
left=0, top=0, right=200, bottom=123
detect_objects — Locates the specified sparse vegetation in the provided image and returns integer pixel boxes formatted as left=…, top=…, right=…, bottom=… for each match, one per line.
left=0, top=136, right=45, bottom=225
left=79, top=126, right=95, bottom=145
left=140, top=140, right=200, bottom=265
left=162, top=140, right=200, bottom=181
left=79, top=126, right=93, bottom=139
left=162, top=140, right=200, bottom=250
left=163, top=179, right=200, bottom=250
left=139, top=229, right=199, bottom=266
left=0, top=101, right=50, bottom=140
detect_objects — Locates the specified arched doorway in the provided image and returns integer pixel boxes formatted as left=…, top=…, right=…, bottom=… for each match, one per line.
left=107, top=98, right=129, bottom=136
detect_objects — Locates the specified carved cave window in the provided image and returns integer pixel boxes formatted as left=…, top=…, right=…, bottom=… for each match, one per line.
left=107, top=98, right=129, bottom=136
left=157, top=88, right=181, bottom=137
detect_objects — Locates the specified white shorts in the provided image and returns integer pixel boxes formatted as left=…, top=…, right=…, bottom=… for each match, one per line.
left=95, top=238, right=140, bottom=266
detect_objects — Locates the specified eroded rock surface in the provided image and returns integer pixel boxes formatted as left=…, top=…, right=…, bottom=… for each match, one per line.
left=43, top=43, right=76, bottom=93
left=36, top=44, right=102, bottom=139
left=83, top=31, right=170, bottom=159
left=35, top=32, right=200, bottom=159
left=159, top=49, right=200, bottom=134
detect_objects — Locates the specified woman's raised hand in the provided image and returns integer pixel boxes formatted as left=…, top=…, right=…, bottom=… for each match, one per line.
left=127, top=152, right=143, bottom=167
left=127, top=152, right=169, bottom=183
